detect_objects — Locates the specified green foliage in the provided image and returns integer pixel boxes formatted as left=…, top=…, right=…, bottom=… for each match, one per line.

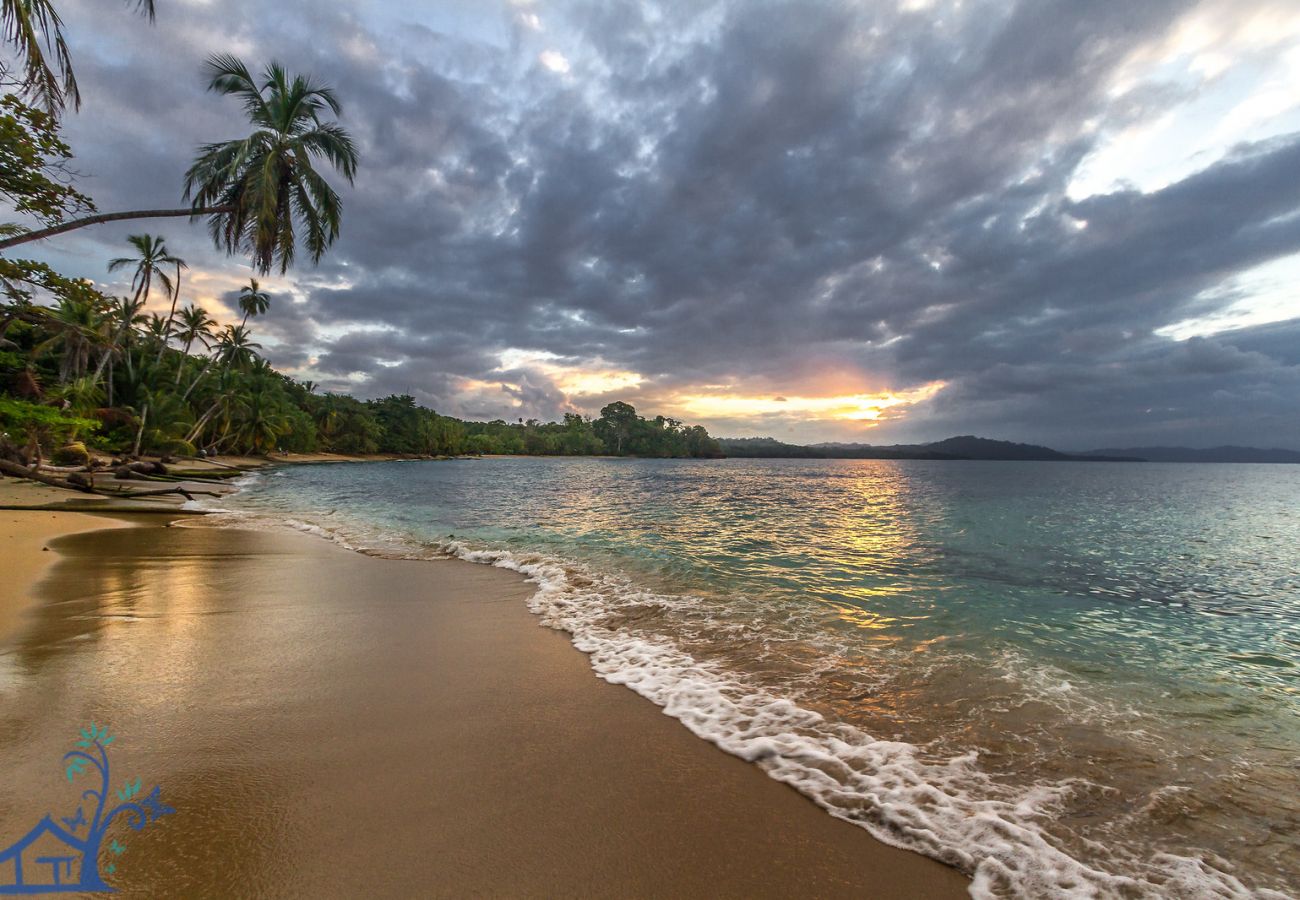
left=0, top=395, right=97, bottom=445
left=0, top=254, right=105, bottom=303
left=2, top=282, right=723, bottom=459
left=1, top=0, right=156, bottom=114
left=0, top=91, right=94, bottom=226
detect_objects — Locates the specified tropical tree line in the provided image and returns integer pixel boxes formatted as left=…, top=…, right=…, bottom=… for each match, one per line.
left=0, top=287, right=722, bottom=459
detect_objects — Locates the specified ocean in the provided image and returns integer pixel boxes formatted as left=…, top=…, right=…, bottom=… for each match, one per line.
left=203, top=457, right=1299, bottom=898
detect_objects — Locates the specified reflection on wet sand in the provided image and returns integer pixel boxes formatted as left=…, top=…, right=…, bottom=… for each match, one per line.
left=0, top=522, right=966, bottom=897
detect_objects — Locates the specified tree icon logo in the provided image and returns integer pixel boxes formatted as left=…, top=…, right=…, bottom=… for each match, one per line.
left=0, top=725, right=173, bottom=893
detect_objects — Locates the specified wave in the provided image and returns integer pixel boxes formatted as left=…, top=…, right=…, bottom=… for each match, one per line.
left=189, top=497, right=1284, bottom=899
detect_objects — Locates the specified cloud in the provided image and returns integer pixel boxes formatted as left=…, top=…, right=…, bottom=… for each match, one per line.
left=10, top=0, right=1300, bottom=447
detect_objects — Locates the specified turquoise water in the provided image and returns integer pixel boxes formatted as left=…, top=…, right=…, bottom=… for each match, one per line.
left=213, top=458, right=1299, bottom=897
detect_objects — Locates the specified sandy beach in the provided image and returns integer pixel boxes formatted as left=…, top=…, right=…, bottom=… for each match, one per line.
left=0, top=510, right=969, bottom=897
left=0, top=477, right=143, bottom=642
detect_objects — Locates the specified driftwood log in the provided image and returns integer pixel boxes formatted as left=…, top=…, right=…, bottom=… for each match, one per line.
left=0, top=458, right=221, bottom=503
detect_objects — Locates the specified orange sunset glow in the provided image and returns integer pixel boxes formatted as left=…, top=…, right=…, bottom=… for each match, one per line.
left=672, top=382, right=947, bottom=424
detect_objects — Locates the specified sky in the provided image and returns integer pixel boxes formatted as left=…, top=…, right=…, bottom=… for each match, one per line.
left=12, top=0, right=1300, bottom=448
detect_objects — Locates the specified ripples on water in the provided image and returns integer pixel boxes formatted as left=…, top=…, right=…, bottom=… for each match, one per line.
left=211, top=458, right=1299, bottom=897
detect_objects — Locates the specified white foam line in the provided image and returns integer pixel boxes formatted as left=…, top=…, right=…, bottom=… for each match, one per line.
left=192, top=488, right=1283, bottom=899
left=447, top=541, right=1284, bottom=900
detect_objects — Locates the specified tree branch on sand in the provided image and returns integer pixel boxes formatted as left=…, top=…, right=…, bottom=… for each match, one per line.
left=0, top=456, right=220, bottom=501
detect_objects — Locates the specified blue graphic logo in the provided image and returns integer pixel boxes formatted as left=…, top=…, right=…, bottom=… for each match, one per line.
left=0, top=725, right=172, bottom=894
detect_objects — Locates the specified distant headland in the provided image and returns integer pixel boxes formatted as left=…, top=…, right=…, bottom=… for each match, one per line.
left=718, top=435, right=1300, bottom=463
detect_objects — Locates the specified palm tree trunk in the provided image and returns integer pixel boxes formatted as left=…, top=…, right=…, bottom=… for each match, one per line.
left=154, top=280, right=182, bottom=369
left=133, top=403, right=149, bottom=457
left=92, top=322, right=128, bottom=382
left=185, top=399, right=223, bottom=445
left=0, top=206, right=234, bottom=250
left=174, top=338, right=195, bottom=385
left=182, top=357, right=214, bottom=402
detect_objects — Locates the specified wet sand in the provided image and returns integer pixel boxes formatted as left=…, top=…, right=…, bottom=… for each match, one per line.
left=0, top=506, right=132, bottom=642
left=0, top=520, right=968, bottom=897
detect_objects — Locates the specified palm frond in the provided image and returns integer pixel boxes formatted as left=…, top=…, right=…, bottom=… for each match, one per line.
left=3, top=0, right=77, bottom=110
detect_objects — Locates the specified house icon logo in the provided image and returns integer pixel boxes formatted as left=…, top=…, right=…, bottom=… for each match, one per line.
left=0, top=725, right=172, bottom=894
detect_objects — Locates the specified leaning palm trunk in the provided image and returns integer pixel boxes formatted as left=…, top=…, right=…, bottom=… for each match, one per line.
left=153, top=266, right=186, bottom=369
left=181, top=357, right=216, bottom=402
left=154, top=303, right=176, bottom=369
left=185, top=398, right=224, bottom=445
left=132, top=403, right=148, bottom=457
left=174, top=339, right=194, bottom=385
left=93, top=282, right=148, bottom=385
left=0, top=206, right=233, bottom=251
left=91, top=325, right=125, bottom=383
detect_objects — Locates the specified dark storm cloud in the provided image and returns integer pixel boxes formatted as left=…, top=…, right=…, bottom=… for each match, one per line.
left=13, top=0, right=1300, bottom=444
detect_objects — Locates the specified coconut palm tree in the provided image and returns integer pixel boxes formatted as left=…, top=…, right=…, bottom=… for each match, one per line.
left=181, top=323, right=260, bottom=437
left=107, top=234, right=183, bottom=309
left=141, top=312, right=169, bottom=349
left=172, top=303, right=216, bottom=384
left=236, top=278, right=271, bottom=328
left=34, top=294, right=104, bottom=383
left=0, top=56, right=359, bottom=270
left=213, top=323, right=260, bottom=371
left=185, top=56, right=359, bottom=274
left=101, top=234, right=186, bottom=374
left=155, top=260, right=188, bottom=367
left=232, top=388, right=289, bottom=454
left=1, top=0, right=154, bottom=113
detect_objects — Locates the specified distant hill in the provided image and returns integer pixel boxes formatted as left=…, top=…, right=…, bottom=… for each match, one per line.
left=715, top=437, right=826, bottom=458
left=1082, top=446, right=1300, bottom=464
left=915, top=436, right=1073, bottom=461
left=719, top=435, right=1140, bottom=461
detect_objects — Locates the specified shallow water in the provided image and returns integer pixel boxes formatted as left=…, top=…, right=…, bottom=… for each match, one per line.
left=209, top=457, right=1300, bottom=898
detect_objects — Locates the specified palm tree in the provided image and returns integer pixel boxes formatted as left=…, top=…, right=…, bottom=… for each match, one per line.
left=133, top=385, right=194, bottom=455
left=34, top=294, right=104, bottom=383
left=105, top=234, right=180, bottom=311
left=1, top=0, right=154, bottom=113
left=236, top=278, right=271, bottom=328
left=89, top=295, right=144, bottom=404
left=142, top=312, right=169, bottom=348
left=93, top=234, right=180, bottom=382
left=102, top=234, right=186, bottom=373
left=0, top=56, right=359, bottom=269
left=181, top=323, right=259, bottom=430
left=155, top=260, right=188, bottom=367
left=213, top=323, right=260, bottom=372
left=172, top=303, right=216, bottom=384
left=49, top=374, right=104, bottom=424
left=185, top=56, right=359, bottom=274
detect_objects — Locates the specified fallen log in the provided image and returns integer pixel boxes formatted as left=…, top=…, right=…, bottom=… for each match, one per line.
left=102, top=485, right=221, bottom=502
left=0, top=458, right=96, bottom=493
left=0, top=459, right=220, bottom=502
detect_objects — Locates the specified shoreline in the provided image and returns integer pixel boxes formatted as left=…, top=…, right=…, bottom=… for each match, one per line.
left=0, top=475, right=169, bottom=648
left=0, top=508, right=138, bottom=648
left=0, top=496, right=970, bottom=895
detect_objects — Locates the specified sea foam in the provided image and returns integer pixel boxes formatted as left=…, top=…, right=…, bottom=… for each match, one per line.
left=445, top=541, right=1282, bottom=900
left=191, top=495, right=1284, bottom=899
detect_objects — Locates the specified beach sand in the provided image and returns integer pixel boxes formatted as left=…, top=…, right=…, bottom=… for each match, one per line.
left=0, top=517, right=968, bottom=897
left=0, top=479, right=137, bottom=642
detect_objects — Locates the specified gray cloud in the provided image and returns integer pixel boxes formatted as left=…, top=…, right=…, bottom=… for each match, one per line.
left=12, top=0, right=1300, bottom=446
